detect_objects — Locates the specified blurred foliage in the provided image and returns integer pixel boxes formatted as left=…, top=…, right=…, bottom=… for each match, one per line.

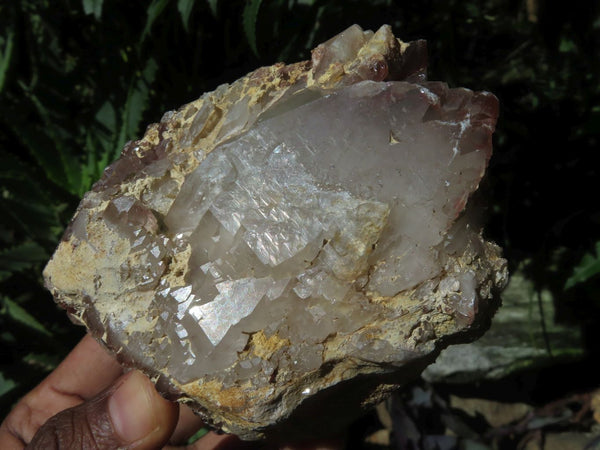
left=565, top=241, right=600, bottom=290
left=0, top=0, right=599, bottom=429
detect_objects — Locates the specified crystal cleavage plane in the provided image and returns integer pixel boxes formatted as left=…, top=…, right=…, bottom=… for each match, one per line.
left=44, top=25, right=508, bottom=439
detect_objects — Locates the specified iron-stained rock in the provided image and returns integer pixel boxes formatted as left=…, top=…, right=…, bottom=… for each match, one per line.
left=44, top=25, right=507, bottom=440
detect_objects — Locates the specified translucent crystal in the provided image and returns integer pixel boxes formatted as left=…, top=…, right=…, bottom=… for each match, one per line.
left=44, top=24, right=507, bottom=439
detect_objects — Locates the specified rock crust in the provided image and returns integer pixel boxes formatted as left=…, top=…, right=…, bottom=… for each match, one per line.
left=44, top=25, right=508, bottom=440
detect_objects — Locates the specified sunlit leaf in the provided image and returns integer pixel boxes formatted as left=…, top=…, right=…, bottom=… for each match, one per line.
left=243, top=0, right=264, bottom=57
left=1, top=297, right=52, bottom=336
left=91, top=101, right=119, bottom=169
left=117, top=58, right=158, bottom=155
left=565, top=241, right=600, bottom=289
left=76, top=101, right=120, bottom=193
left=178, top=0, right=196, bottom=31
left=0, top=372, right=17, bottom=397
left=141, top=0, right=171, bottom=43
left=206, top=0, right=218, bottom=16
left=95, top=101, right=117, bottom=136
left=82, top=0, right=104, bottom=20
left=186, top=427, right=210, bottom=444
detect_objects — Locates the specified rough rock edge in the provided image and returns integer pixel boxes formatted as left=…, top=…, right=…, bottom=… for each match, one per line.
left=44, top=25, right=507, bottom=440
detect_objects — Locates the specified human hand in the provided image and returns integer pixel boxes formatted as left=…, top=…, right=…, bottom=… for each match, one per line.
left=0, top=334, right=343, bottom=449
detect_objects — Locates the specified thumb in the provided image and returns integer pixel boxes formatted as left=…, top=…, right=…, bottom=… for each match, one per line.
left=26, top=370, right=178, bottom=450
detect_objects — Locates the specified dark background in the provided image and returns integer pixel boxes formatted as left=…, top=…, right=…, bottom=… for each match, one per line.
left=1, top=0, right=599, bottom=446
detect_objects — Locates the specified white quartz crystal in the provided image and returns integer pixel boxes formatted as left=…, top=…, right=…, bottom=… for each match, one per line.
left=44, top=24, right=507, bottom=439
left=87, top=78, right=498, bottom=386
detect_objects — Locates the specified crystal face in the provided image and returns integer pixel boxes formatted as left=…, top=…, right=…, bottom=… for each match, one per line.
left=44, top=24, right=507, bottom=439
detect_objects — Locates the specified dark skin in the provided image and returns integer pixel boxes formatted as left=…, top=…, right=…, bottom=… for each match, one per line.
left=0, top=334, right=342, bottom=449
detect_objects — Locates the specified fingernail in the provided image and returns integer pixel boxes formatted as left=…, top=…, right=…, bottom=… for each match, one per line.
left=108, top=371, right=158, bottom=444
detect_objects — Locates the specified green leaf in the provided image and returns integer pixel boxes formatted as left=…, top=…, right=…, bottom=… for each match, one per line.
left=565, top=242, right=600, bottom=289
left=2, top=297, right=52, bottom=336
left=178, top=0, right=196, bottom=31
left=0, top=195, right=62, bottom=243
left=117, top=58, right=159, bottom=154
left=0, top=242, right=47, bottom=273
left=559, top=37, right=577, bottom=53
left=95, top=101, right=117, bottom=135
left=206, top=0, right=218, bottom=16
left=76, top=101, right=120, bottom=193
left=87, top=131, right=110, bottom=176
left=79, top=135, right=96, bottom=195
left=82, top=0, right=104, bottom=20
left=10, top=125, right=70, bottom=193
left=141, top=0, right=171, bottom=43
left=0, top=330, right=16, bottom=344
left=13, top=85, right=83, bottom=196
left=0, top=372, right=17, bottom=397
left=243, top=0, right=264, bottom=57
left=186, top=427, right=210, bottom=444
left=92, top=101, right=119, bottom=166
left=0, top=24, right=15, bottom=94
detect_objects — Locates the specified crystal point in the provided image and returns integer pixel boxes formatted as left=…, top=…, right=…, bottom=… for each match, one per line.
left=44, top=24, right=507, bottom=440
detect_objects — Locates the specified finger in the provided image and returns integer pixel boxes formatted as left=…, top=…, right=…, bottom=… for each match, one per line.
left=0, top=334, right=123, bottom=446
left=169, top=403, right=206, bottom=444
left=43, top=333, right=123, bottom=399
left=26, top=370, right=178, bottom=450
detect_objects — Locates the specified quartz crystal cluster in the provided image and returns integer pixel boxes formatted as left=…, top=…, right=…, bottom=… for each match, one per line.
left=44, top=24, right=508, bottom=439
